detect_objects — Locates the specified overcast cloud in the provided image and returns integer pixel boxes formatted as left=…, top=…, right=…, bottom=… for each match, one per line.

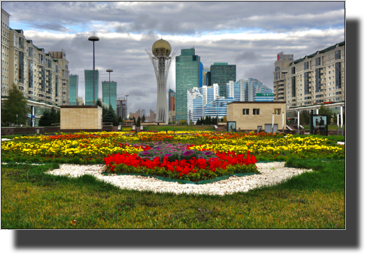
left=2, top=1, right=345, bottom=114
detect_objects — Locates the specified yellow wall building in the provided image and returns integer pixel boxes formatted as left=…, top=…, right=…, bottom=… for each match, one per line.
left=227, top=101, right=287, bottom=132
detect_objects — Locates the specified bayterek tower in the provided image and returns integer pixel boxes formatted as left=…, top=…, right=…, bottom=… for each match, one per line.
left=146, top=39, right=177, bottom=123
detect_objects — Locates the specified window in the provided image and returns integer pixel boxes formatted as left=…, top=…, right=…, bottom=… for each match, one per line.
left=335, top=50, right=341, bottom=60
left=292, top=67, right=296, bottom=74
left=243, top=109, right=249, bottom=115
left=253, top=109, right=260, bottom=115
left=274, top=108, right=281, bottom=115
left=304, top=61, right=310, bottom=70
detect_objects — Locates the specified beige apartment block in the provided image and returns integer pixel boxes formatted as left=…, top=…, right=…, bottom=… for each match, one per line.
left=1, top=9, right=10, bottom=95
left=273, top=41, right=345, bottom=109
left=60, top=106, right=102, bottom=130
left=227, top=101, right=287, bottom=132
left=1, top=8, right=70, bottom=126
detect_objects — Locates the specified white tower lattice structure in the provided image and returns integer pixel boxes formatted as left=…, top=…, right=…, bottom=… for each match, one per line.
left=146, top=39, right=177, bottom=123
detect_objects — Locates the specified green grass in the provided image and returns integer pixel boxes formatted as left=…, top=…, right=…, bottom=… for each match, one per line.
left=144, top=125, right=215, bottom=131
left=1, top=159, right=345, bottom=229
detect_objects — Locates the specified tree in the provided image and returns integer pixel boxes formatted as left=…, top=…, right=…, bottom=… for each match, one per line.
left=142, top=114, right=146, bottom=123
left=133, top=116, right=136, bottom=125
left=300, top=110, right=310, bottom=125
left=39, top=109, right=52, bottom=126
left=223, top=116, right=227, bottom=122
left=179, top=119, right=187, bottom=125
left=136, top=116, right=141, bottom=127
left=318, top=106, right=334, bottom=125
left=50, top=108, right=58, bottom=124
left=1, top=83, right=29, bottom=125
left=104, top=105, right=118, bottom=126
left=118, top=116, right=123, bottom=124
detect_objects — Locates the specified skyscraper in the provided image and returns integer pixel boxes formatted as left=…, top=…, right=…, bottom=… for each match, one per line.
left=69, top=75, right=79, bottom=105
left=169, top=88, right=176, bottom=111
left=84, top=69, right=99, bottom=105
left=102, top=81, right=117, bottom=111
left=175, top=48, right=201, bottom=122
left=199, top=62, right=203, bottom=88
left=210, top=62, right=236, bottom=98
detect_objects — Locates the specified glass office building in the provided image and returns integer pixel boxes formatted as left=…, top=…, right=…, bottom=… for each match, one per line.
left=199, top=62, right=203, bottom=88
left=69, top=75, right=79, bottom=105
left=210, top=62, right=236, bottom=98
left=255, top=93, right=275, bottom=102
left=102, top=81, right=117, bottom=111
left=187, top=89, right=204, bottom=124
left=204, top=96, right=235, bottom=118
left=226, top=78, right=273, bottom=102
left=175, top=48, right=201, bottom=121
left=84, top=70, right=99, bottom=105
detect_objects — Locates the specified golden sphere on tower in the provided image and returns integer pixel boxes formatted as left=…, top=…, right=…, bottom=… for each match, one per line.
left=152, top=39, right=171, bottom=57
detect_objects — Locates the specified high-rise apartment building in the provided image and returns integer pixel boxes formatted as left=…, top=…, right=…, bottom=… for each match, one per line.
left=210, top=62, right=236, bottom=98
left=84, top=69, right=99, bottom=105
left=175, top=48, right=201, bottom=121
left=102, top=81, right=117, bottom=111
left=274, top=41, right=345, bottom=108
left=69, top=74, right=78, bottom=105
left=1, top=8, right=69, bottom=126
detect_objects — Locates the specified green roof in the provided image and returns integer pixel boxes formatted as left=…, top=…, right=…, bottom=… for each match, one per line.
left=289, top=41, right=345, bottom=66
left=256, top=93, right=275, bottom=96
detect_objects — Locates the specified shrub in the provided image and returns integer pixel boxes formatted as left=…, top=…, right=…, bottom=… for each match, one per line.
left=179, top=120, right=187, bottom=125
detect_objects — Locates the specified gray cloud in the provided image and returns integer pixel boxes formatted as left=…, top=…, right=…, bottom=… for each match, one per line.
left=2, top=1, right=344, bottom=113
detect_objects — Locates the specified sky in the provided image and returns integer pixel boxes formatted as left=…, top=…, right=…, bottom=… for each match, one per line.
left=2, top=1, right=345, bottom=114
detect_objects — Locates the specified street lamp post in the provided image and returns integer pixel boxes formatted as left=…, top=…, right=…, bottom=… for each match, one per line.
left=106, top=69, right=113, bottom=108
left=16, top=114, right=18, bottom=126
left=88, top=36, right=99, bottom=105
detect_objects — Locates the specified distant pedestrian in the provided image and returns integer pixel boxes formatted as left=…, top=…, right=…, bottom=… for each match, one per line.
left=319, top=117, right=325, bottom=135
left=314, top=119, right=319, bottom=134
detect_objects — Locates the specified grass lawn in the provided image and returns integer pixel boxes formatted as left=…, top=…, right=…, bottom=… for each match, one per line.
left=144, top=125, right=215, bottom=131
left=1, top=158, right=345, bottom=229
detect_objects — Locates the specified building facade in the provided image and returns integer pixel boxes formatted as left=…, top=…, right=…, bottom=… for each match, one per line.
left=69, top=74, right=78, bottom=105
left=210, top=62, right=236, bottom=98
left=1, top=9, right=70, bottom=126
left=84, top=69, right=99, bottom=106
left=169, top=88, right=176, bottom=111
left=226, top=78, right=273, bottom=102
left=129, top=109, right=157, bottom=122
left=175, top=48, right=201, bottom=121
left=227, top=101, right=287, bottom=132
left=187, top=83, right=234, bottom=122
left=77, top=96, right=84, bottom=106
left=116, top=95, right=128, bottom=119
left=273, top=42, right=345, bottom=108
left=102, top=81, right=117, bottom=111
left=202, top=67, right=210, bottom=86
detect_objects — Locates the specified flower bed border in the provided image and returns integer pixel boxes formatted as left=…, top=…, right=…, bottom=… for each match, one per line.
left=101, top=172, right=260, bottom=185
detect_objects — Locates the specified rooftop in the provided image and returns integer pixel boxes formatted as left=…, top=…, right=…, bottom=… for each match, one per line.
left=289, top=41, right=345, bottom=66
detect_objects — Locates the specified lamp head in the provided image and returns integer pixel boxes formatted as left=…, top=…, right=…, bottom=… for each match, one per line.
left=106, top=69, right=113, bottom=73
left=88, top=36, right=99, bottom=42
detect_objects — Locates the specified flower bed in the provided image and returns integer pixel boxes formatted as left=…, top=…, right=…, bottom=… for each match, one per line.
left=1, top=131, right=345, bottom=164
left=104, top=147, right=258, bottom=182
